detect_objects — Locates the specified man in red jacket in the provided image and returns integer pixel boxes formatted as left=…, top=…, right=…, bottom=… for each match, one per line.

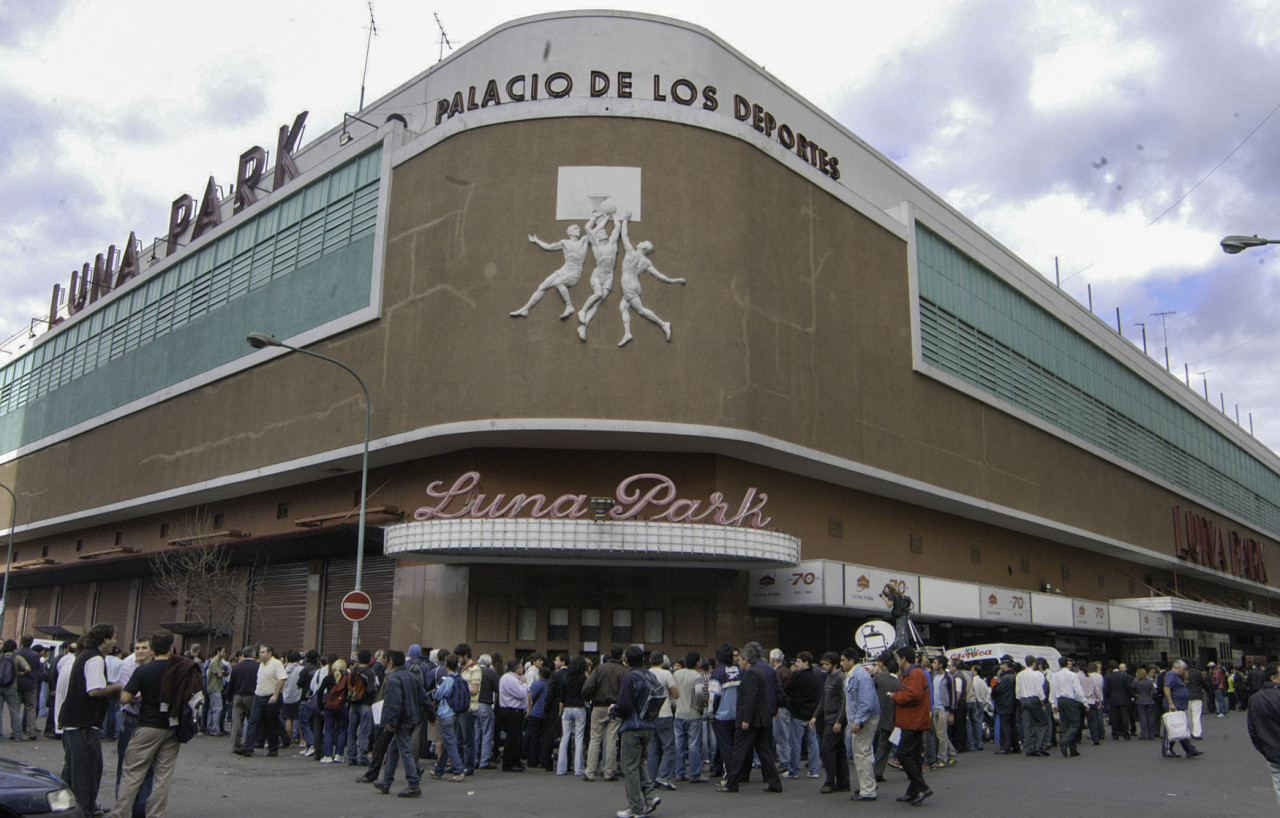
left=891, top=646, right=932, bottom=806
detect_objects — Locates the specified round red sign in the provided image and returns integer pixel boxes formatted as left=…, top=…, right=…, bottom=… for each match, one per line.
left=341, top=590, right=372, bottom=622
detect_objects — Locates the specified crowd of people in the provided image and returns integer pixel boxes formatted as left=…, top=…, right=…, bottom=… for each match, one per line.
left=5, top=621, right=1280, bottom=815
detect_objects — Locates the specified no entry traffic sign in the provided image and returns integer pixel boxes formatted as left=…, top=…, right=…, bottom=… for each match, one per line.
left=341, top=590, right=372, bottom=622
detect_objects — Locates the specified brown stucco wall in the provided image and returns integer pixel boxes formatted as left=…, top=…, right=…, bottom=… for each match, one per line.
left=3, top=116, right=1272, bottom=593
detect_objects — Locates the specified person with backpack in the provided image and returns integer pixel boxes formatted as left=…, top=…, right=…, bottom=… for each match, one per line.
left=295, top=650, right=320, bottom=756
left=345, top=650, right=379, bottom=766
left=319, top=658, right=349, bottom=763
left=429, top=654, right=470, bottom=782
left=611, top=644, right=663, bottom=818
left=0, top=639, right=30, bottom=740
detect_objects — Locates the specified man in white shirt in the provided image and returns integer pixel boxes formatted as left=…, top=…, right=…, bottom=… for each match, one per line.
left=1049, top=658, right=1087, bottom=757
left=1015, top=655, right=1049, bottom=757
left=102, top=647, right=125, bottom=740
left=646, top=651, right=680, bottom=790
left=234, top=644, right=289, bottom=757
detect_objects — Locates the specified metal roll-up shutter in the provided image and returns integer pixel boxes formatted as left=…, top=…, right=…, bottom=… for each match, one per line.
left=320, top=554, right=395, bottom=657
left=57, top=583, right=94, bottom=633
left=22, top=587, right=58, bottom=637
left=245, top=561, right=310, bottom=656
left=93, top=580, right=134, bottom=644
left=135, top=580, right=177, bottom=645
left=3, top=589, right=29, bottom=641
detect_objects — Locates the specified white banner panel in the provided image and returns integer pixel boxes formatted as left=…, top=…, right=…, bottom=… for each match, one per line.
left=918, top=577, right=979, bottom=619
left=1030, top=593, right=1073, bottom=627
left=1109, top=605, right=1141, bottom=635
left=978, top=586, right=1033, bottom=623
left=749, top=560, right=840, bottom=607
left=1071, top=599, right=1111, bottom=631
left=1139, top=610, right=1171, bottom=638
left=843, top=565, right=921, bottom=613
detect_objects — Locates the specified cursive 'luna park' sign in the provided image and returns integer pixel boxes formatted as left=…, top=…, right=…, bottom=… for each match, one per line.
left=413, top=472, right=770, bottom=529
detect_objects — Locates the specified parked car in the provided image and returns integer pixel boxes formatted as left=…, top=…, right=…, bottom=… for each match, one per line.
left=0, top=758, right=82, bottom=817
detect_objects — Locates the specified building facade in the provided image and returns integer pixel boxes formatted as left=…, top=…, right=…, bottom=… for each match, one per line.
left=1, top=11, right=1277, bottom=665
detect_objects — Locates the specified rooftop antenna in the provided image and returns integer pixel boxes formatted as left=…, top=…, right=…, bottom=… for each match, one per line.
left=1151, top=310, right=1176, bottom=372
left=434, top=12, right=454, bottom=62
left=358, top=1, right=378, bottom=111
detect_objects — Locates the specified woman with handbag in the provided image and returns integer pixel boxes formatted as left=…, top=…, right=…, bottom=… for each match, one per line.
left=1160, top=660, right=1203, bottom=759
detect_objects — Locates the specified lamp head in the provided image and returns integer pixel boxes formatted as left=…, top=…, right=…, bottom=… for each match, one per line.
left=246, top=332, right=281, bottom=349
left=1221, top=235, right=1270, bottom=255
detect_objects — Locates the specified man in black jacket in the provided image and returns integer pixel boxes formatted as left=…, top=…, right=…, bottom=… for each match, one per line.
left=375, top=650, right=423, bottom=798
left=783, top=651, right=823, bottom=779
left=1247, top=663, right=1280, bottom=808
left=991, top=657, right=1018, bottom=755
left=717, top=642, right=782, bottom=794
left=808, top=651, right=848, bottom=794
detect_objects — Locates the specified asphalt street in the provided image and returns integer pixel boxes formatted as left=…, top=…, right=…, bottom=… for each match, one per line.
left=4, top=714, right=1275, bottom=817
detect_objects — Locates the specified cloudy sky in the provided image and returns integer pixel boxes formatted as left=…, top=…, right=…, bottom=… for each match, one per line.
left=4, top=1, right=1280, bottom=447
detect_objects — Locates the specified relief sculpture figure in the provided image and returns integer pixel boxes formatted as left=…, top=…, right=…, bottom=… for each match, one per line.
left=510, top=223, right=590, bottom=319
left=576, top=205, right=621, bottom=341
left=616, top=211, right=686, bottom=347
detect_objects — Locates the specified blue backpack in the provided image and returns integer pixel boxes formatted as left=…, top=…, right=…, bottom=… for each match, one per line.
left=447, top=674, right=471, bottom=714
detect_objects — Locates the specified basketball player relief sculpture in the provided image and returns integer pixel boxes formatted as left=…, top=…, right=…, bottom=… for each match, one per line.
left=510, top=195, right=686, bottom=347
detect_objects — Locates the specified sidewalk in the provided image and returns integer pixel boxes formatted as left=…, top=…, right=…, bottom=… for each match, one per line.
left=2, top=714, right=1273, bottom=817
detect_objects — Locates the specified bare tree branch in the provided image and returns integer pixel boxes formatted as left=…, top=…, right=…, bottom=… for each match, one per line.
left=149, top=510, right=255, bottom=640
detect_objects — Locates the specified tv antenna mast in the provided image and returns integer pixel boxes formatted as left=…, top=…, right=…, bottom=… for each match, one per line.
left=435, top=13, right=455, bottom=62
left=358, top=0, right=378, bottom=111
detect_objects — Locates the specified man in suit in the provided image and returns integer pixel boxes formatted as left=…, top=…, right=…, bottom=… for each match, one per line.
left=716, top=642, right=783, bottom=794
left=1103, top=660, right=1134, bottom=740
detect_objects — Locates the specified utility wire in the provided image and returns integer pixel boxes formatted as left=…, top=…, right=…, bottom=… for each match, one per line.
left=1147, top=99, right=1280, bottom=227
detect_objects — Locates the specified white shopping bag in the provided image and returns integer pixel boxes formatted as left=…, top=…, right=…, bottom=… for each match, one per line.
left=888, top=727, right=902, bottom=746
left=1162, top=710, right=1189, bottom=741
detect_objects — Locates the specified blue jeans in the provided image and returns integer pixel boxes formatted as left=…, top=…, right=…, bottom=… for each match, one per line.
left=347, top=703, right=373, bottom=762
left=474, top=703, right=495, bottom=767
left=322, top=709, right=348, bottom=758
left=967, top=701, right=985, bottom=749
left=773, top=708, right=792, bottom=771
left=381, top=727, right=421, bottom=790
left=116, top=713, right=153, bottom=816
left=647, top=716, right=677, bottom=781
left=1268, top=760, right=1280, bottom=808
left=789, top=716, right=820, bottom=775
left=434, top=714, right=465, bottom=775
left=558, top=707, right=587, bottom=775
left=673, top=717, right=703, bottom=780
left=457, top=710, right=476, bottom=772
left=1215, top=689, right=1227, bottom=715
left=298, top=700, right=316, bottom=748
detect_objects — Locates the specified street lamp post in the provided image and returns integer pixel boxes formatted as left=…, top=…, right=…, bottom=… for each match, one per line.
left=1221, top=235, right=1280, bottom=255
left=0, top=484, right=16, bottom=639
left=246, top=333, right=370, bottom=659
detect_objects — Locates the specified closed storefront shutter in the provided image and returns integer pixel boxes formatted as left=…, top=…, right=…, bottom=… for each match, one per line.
left=135, top=580, right=177, bottom=645
left=320, top=554, right=394, bottom=657
left=245, top=561, right=310, bottom=655
left=93, top=580, right=135, bottom=644
left=57, top=583, right=94, bottom=634
left=22, top=587, right=58, bottom=637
